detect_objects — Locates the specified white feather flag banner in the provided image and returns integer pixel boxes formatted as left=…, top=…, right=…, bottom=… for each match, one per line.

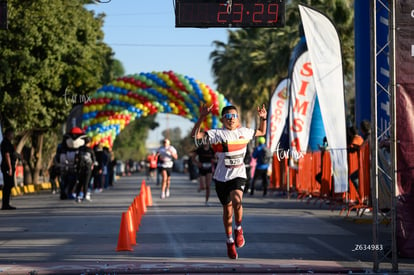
left=267, top=78, right=289, bottom=153
left=299, top=4, right=348, bottom=193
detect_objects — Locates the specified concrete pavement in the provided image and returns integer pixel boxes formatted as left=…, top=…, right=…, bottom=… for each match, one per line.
left=0, top=172, right=413, bottom=274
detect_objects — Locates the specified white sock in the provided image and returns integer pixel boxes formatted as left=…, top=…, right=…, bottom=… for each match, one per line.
left=235, top=225, right=242, bottom=230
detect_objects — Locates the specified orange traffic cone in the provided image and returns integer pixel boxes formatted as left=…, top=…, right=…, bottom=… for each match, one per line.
left=126, top=208, right=137, bottom=245
left=128, top=205, right=137, bottom=232
left=141, top=179, right=147, bottom=190
left=140, top=183, right=147, bottom=207
left=134, top=196, right=143, bottom=231
left=139, top=193, right=147, bottom=214
left=146, top=185, right=153, bottom=207
left=116, top=212, right=133, bottom=251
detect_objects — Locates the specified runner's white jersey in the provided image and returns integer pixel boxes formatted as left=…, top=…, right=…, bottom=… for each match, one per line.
left=158, top=146, right=177, bottom=168
left=205, top=127, right=255, bottom=182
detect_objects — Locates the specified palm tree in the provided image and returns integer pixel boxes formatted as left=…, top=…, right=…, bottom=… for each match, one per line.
left=210, top=29, right=257, bottom=125
left=210, top=0, right=354, bottom=124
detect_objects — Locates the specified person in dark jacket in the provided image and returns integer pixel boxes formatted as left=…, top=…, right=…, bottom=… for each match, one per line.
left=1, top=128, right=17, bottom=210
left=75, top=137, right=95, bottom=203
left=93, top=144, right=105, bottom=193
left=251, top=137, right=271, bottom=196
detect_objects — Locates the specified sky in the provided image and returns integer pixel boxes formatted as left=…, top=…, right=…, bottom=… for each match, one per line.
left=86, top=0, right=229, bottom=148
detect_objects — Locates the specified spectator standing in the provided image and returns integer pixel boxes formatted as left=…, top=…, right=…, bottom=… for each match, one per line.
left=191, top=104, right=267, bottom=259
left=102, top=147, right=110, bottom=189
left=1, top=128, right=17, bottom=210
left=157, top=138, right=178, bottom=199
left=108, top=151, right=116, bottom=188
left=93, top=144, right=104, bottom=193
left=250, top=137, right=271, bottom=196
left=347, top=126, right=364, bottom=190
left=48, top=154, right=60, bottom=195
left=75, top=137, right=95, bottom=203
left=58, top=127, right=85, bottom=200
left=360, top=119, right=371, bottom=144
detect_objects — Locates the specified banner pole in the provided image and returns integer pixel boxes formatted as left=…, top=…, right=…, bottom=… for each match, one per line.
left=389, top=0, right=398, bottom=272
left=370, top=0, right=379, bottom=271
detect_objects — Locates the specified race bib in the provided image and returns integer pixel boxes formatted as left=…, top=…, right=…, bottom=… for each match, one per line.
left=202, top=162, right=212, bottom=169
left=224, top=153, right=244, bottom=167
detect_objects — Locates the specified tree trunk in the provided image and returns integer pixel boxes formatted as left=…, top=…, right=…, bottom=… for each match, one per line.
left=22, top=153, right=32, bottom=185
left=15, top=130, right=31, bottom=154
left=18, top=130, right=44, bottom=185
left=16, top=131, right=32, bottom=185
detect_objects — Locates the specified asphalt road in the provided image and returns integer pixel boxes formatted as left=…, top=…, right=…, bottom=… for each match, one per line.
left=1, top=172, right=413, bottom=274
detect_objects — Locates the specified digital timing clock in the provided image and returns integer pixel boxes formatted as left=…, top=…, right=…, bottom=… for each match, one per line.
left=175, top=0, right=285, bottom=28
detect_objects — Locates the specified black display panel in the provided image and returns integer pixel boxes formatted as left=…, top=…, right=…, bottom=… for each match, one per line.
left=175, top=0, right=285, bottom=28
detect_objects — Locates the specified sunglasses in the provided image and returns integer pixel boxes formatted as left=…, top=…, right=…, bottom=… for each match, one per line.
left=222, top=113, right=238, bottom=120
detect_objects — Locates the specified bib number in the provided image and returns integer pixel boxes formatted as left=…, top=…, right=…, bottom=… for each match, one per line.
left=224, top=154, right=244, bottom=167
left=202, top=162, right=212, bottom=169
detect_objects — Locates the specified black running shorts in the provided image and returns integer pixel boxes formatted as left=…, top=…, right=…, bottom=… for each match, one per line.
left=214, top=177, right=246, bottom=205
left=160, top=167, right=172, bottom=177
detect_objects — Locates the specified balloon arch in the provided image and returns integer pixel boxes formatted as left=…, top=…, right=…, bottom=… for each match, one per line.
left=81, top=71, right=231, bottom=148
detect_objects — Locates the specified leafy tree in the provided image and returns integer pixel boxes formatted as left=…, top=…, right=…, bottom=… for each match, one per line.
left=0, top=0, right=113, bottom=184
left=112, top=116, right=158, bottom=161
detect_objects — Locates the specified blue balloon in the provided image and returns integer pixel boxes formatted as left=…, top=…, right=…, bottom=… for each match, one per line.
left=212, top=116, right=218, bottom=128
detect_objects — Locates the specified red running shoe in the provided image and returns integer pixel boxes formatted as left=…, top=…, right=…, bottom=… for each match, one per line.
left=234, top=228, right=245, bottom=248
left=226, top=241, right=238, bottom=259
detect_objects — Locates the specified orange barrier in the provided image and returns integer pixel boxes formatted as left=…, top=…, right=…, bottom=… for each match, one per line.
left=270, top=154, right=290, bottom=191
left=116, top=212, right=133, bottom=251
left=340, top=142, right=371, bottom=216
left=269, top=144, right=371, bottom=216
left=320, top=150, right=332, bottom=197
left=296, top=153, right=321, bottom=200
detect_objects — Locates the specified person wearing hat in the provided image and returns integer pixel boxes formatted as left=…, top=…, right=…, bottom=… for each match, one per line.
left=251, top=136, right=271, bottom=196
left=74, top=136, right=95, bottom=203
left=58, top=127, right=87, bottom=199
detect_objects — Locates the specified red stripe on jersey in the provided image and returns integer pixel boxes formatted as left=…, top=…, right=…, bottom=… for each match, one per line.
left=211, top=139, right=250, bottom=153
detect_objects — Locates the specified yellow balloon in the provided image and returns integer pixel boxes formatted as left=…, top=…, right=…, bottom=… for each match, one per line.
left=125, top=83, right=132, bottom=90
left=204, top=94, right=212, bottom=104
left=127, top=97, right=135, bottom=104
left=117, top=82, right=125, bottom=89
